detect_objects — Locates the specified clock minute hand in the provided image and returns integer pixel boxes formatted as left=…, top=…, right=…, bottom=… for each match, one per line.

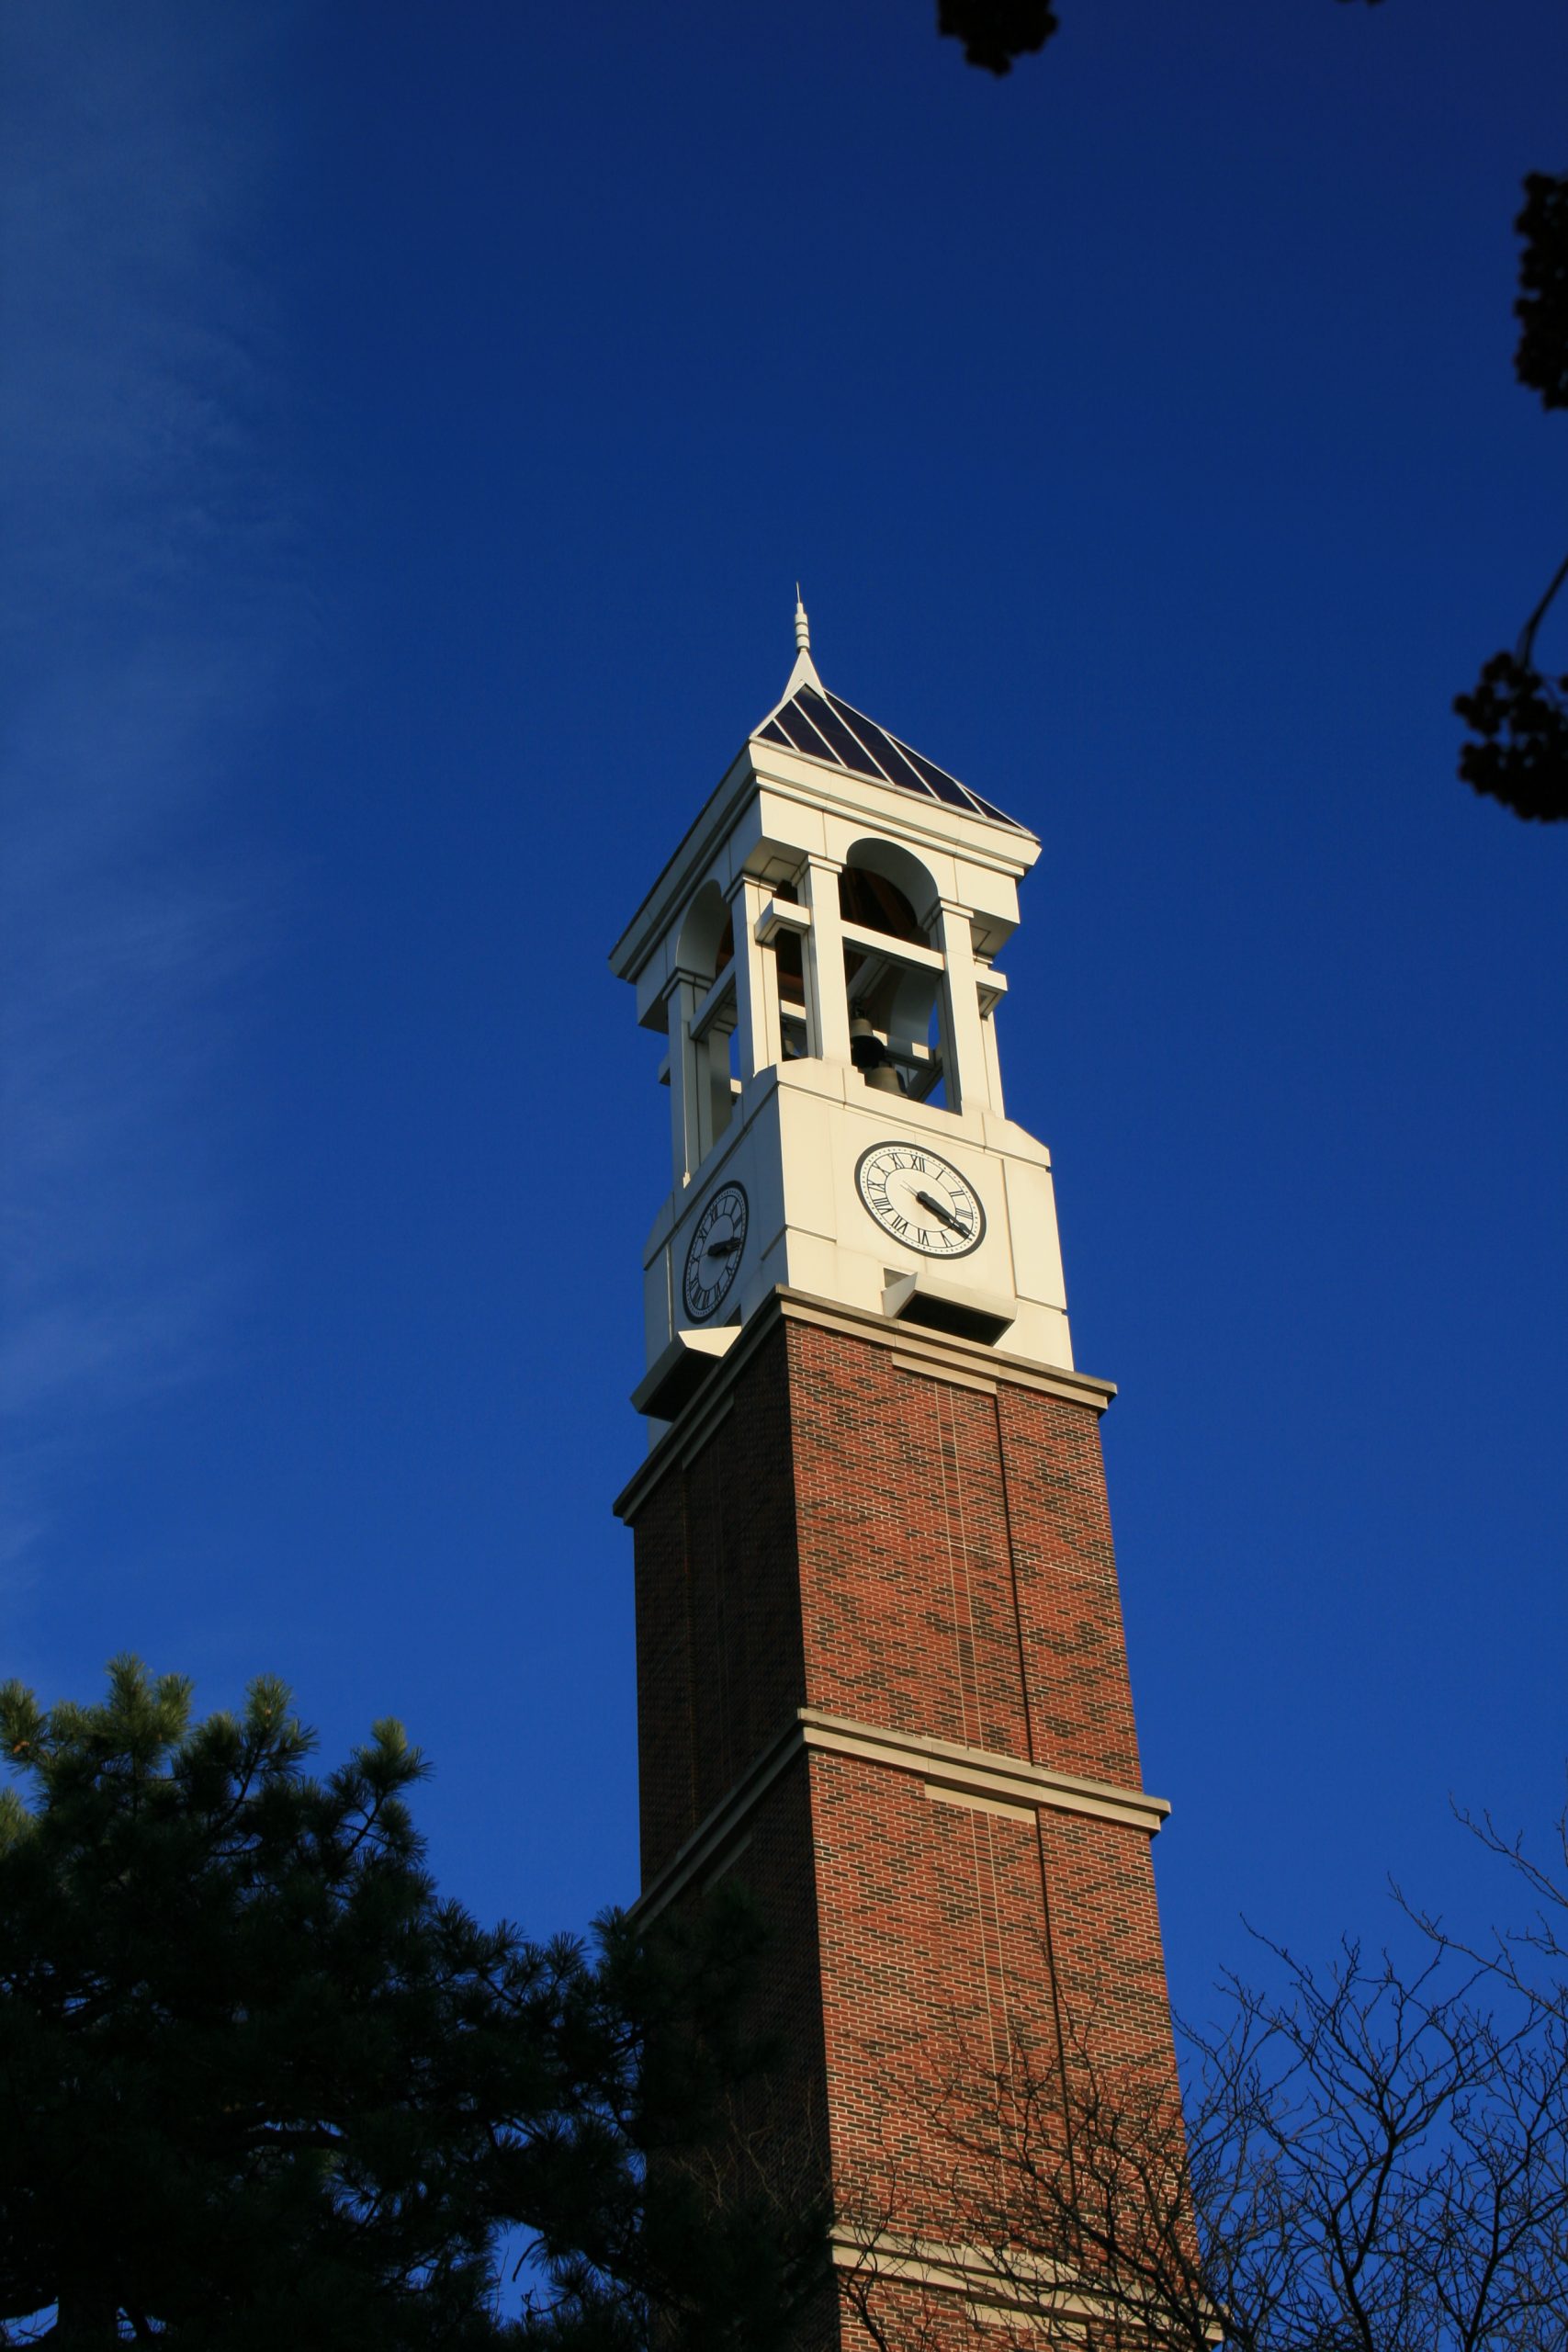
left=914, top=1188, right=967, bottom=1236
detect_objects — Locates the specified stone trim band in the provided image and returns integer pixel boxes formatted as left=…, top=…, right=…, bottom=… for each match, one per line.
left=635, top=1704, right=1169, bottom=1922
left=828, top=2226, right=1224, bottom=2341
left=829, top=2224, right=1113, bottom=2325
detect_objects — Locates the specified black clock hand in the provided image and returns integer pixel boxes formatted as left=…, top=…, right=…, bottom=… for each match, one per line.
left=705, top=1236, right=743, bottom=1258
left=914, top=1189, right=967, bottom=1235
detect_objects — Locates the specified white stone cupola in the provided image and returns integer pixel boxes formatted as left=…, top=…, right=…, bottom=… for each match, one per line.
left=610, top=604, right=1074, bottom=1420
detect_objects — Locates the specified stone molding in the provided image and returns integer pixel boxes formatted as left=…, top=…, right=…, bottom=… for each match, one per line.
left=829, top=2222, right=1101, bottom=2323
left=804, top=1709, right=1169, bottom=1837
left=829, top=2224, right=1224, bottom=2340
left=614, top=1283, right=1116, bottom=1522
left=634, top=1705, right=1168, bottom=1922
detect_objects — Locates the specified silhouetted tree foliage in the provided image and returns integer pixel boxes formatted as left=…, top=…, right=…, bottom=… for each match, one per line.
left=1456, top=175, right=1568, bottom=822
left=936, top=7, right=1567, bottom=822
left=1454, top=624, right=1568, bottom=824
left=0, top=1660, right=809, bottom=2350
left=937, top=0, right=1386, bottom=83
left=1514, top=169, right=1568, bottom=411
left=937, top=0, right=1056, bottom=76
left=515, top=1905, right=826, bottom=2350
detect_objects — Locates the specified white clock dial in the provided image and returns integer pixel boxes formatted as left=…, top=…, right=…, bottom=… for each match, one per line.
left=682, top=1182, right=749, bottom=1321
left=854, top=1142, right=985, bottom=1260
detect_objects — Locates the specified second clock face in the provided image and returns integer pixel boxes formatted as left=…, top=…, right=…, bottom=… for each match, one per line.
left=682, top=1182, right=749, bottom=1321
left=854, top=1142, right=986, bottom=1260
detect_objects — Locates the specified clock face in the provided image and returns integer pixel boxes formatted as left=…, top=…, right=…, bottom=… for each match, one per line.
left=854, top=1141, right=986, bottom=1260
left=682, top=1182, right=749, bottom=1321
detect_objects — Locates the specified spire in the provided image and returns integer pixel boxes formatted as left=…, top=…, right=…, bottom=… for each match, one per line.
left=784, top=583, right=821, bottom=695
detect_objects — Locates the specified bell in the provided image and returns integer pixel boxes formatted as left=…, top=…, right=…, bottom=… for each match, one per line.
left=850, top=1018, right=905, bottom=1095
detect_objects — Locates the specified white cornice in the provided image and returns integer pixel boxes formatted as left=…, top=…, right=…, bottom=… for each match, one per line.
left=608, top=731, right=1038, bottom=991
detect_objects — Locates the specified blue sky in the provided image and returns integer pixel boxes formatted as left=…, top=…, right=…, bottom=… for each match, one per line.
left=2, top=0, right=1563, bottom=2029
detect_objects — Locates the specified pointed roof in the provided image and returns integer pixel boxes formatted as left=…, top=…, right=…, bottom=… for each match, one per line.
left=752, top=596, right=1024, bottom=831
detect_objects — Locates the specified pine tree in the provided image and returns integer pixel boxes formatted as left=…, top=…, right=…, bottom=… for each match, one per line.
left=0, top=1659, right=816, bottom=2348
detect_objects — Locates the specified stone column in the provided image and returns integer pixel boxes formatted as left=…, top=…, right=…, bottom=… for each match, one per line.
left=664, top=968, right=705, bottom=1188
left=725, top=872, right=775, bottom=1081
left=935, top=900, right=992, bottom=1115
left=800, top=854, right=851, bottom=1064
left=980, top=1004, right=1006, bottom=1117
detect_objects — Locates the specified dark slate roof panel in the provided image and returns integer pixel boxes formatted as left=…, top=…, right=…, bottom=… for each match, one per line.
left=821, top=693, right=932, bottom=798
left=967, top=787, right=1015, bottom=824
left=895, top=739, right=976, bottom=812
left=753, top=681, right=1025, bottom=831
left=794, top=686, right=886, bottom=778
left=769, top=701, right=828, bottom=761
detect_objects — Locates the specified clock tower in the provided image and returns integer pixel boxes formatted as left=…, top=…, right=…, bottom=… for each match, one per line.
left=611, top=605, right=1184, bottom=2345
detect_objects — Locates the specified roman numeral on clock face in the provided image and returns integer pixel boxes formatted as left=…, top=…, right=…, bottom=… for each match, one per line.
left=682, top=1182, right=750, bottom=1320
left=852, top=1140, right=986, bottom=1261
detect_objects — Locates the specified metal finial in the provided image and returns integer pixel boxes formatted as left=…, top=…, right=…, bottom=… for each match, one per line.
left=795, top=586, right=810, bottom=654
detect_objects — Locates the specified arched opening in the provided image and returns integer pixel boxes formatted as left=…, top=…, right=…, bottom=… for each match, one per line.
left=840, top=839, right=939, bottom=933
left=839, top=842, right=946, bottom=1104
left=676, top=882, right=733, bottom=983
left=838, top=865, right=924, bottom=944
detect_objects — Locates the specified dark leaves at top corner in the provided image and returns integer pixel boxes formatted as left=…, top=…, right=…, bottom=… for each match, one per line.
left=1455, top=651, right=1568, bottom=823
left=1516, top=170, right=1568, bottom=412
left=938, top=0, right=1059, bottom=77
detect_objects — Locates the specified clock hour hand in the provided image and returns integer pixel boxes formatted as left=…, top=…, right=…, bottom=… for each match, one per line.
left=705, top=1236, right=743, bottom=1258
left=914, top=1188, right=967, bottom=1236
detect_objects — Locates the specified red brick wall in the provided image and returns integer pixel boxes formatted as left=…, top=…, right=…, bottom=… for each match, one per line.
left=634, top=1325, right=808, bottom=1881
left=785, top=1322, right=1144, bottom=1787
left=627, top=1310, right=1181, bottom=2346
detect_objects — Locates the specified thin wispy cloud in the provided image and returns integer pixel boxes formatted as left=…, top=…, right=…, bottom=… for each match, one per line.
left=0, top=5, right=299, bottom=1578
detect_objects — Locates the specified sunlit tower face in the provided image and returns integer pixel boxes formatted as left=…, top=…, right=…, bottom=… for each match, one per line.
left=610, top=597, right=1074, bottom=1428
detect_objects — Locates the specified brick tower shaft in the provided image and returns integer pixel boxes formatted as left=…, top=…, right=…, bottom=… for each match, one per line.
left=617, top=1294, right=1181, bottom=2345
